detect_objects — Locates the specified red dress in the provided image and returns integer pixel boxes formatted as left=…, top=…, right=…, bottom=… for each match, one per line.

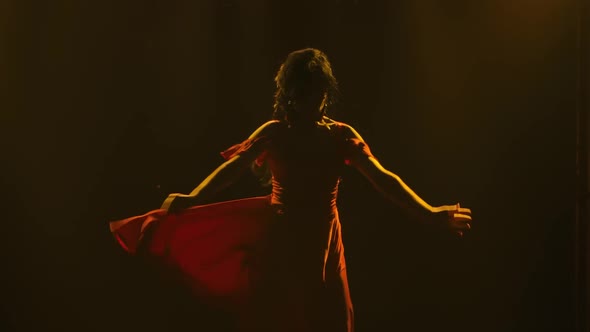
left=109, top=121, right=373, bottom=332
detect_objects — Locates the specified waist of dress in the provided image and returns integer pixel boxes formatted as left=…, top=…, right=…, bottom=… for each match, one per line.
left=270, top=194, right=338, bottom=216
left=269, top=178, right=340, bottom=216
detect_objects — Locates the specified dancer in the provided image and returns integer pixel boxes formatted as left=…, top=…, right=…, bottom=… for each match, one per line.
left=110, top=48, right=472, bottom=332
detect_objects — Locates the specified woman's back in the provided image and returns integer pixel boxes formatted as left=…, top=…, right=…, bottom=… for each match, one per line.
left=264, top=121, right=348, bottom=213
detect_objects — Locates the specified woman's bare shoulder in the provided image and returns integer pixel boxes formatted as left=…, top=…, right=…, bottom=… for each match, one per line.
left=248, top=120, right=285, bottom=139
left=325, top=119, right=365, bottom=141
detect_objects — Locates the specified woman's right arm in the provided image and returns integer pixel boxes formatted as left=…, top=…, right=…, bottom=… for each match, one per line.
left=340, top=123, right=472, bottom=236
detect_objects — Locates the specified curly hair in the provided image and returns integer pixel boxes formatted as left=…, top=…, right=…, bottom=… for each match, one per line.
left=272, top=48, right=340, bottom=122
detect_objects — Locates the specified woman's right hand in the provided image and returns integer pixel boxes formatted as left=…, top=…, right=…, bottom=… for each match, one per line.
left=432, top=204, right=473, bottom=237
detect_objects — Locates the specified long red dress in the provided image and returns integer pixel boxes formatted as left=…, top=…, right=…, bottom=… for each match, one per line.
left=109, top=121, right=373, bottom=332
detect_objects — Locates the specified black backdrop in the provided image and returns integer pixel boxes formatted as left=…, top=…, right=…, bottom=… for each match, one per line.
left=1, top=0, right=579, bottom=331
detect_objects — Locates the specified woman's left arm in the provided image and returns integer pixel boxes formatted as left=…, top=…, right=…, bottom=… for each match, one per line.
left=161, top=120, right=281, bottom=212
left=161, top=155, right=252, bottom=212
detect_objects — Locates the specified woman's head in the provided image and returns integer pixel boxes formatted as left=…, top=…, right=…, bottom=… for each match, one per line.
left=272, top=48, right=339, bottom=123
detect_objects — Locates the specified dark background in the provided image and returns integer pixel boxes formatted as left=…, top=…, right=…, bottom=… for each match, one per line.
left=0, top=0, right=581, bottom=331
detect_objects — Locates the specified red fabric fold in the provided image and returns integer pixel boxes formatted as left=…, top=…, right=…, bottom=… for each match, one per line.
left=220, top=136, right=269, bottom=166
left=109, top=196, right=274, bottom=310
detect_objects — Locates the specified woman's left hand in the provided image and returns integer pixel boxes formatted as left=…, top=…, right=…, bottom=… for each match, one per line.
left=160, top=193, right=198, bottom=213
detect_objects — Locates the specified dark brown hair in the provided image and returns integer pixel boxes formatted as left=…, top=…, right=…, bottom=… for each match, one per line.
left=272, top=48, right=340, bottom=122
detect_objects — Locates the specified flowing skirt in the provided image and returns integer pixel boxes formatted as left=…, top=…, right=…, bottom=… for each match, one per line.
left=109, top=195, right=353, bottom=331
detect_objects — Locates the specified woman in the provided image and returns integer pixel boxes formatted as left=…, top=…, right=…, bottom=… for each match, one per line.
left=110, top=48, right=472, bottom=332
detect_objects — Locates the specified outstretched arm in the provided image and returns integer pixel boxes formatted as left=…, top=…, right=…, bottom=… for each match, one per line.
left=341, top=124, right=472, bottom=236
left=161, top=120, right=280, bottom=212
left=160, top=155, right=251, bottom=210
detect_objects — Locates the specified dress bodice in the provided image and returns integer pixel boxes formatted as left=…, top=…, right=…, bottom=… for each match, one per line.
left=264, top=124, right=346, bottom=215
